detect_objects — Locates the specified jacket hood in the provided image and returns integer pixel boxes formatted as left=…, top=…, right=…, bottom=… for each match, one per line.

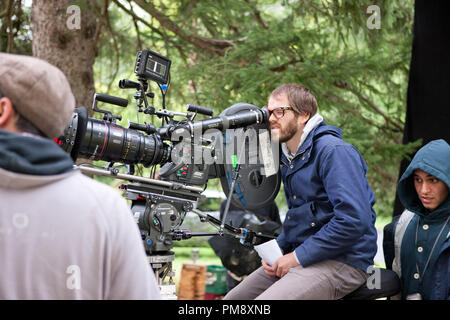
left=314, top=122, right=342, bottom=139
left=0, top=129, right=74, bottom=176
left=299, top=121, right=342, bottom=152
left=397, top=139, right=450, bottom=219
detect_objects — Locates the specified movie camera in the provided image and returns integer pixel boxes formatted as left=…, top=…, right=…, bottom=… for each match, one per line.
left=57, top=49, right=281, bottom=288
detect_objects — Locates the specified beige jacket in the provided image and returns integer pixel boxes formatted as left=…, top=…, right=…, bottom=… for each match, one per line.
left=0, top=168, right=161, bottom=299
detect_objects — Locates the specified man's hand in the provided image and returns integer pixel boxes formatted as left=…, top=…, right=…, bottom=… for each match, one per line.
left=262, top=259, right=277, bottom=277
left=262, top=252, right=300, bottom=278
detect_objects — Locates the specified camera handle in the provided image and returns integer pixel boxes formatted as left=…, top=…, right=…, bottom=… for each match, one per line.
left=92, top=93, right=128, bottom=123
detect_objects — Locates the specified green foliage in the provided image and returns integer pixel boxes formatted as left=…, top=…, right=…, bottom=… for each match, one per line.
left=173, top=237, right=212, bottom=248
left=172, top=0, right=416, bottom=218
left=173, top=212, right=221, bottom=248
left=172, top=246, right=219, bottom=259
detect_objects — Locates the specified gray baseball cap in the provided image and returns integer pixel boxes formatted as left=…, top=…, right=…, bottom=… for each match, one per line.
left=0, top=53, right=75, bottom=138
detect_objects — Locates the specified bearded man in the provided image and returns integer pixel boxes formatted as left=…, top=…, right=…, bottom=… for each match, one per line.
left=224, top=83, right=378, bottom=300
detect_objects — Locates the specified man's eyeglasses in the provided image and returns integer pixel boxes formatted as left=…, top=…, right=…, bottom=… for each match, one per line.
left=267, top=106, right=293, bottom=119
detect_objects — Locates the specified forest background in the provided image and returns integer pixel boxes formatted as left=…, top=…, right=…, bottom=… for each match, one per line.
left=0, top=0, right=420, bottom=224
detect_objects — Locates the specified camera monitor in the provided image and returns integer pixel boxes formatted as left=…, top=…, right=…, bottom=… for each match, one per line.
left=134, top=49, right=171, bottom=84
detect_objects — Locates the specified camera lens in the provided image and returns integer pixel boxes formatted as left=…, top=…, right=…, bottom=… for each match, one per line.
left=78, top=118, right=169, bottom=167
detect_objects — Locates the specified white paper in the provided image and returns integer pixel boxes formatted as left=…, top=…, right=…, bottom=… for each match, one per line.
left=254, top=239, right=283, bottom=266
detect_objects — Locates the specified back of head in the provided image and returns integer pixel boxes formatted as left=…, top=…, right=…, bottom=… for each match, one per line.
left=397, top=139, right=450, bottom=214
left=269, top=83, right=318, bottom=117
left=0, top=53, right=75, bottom=139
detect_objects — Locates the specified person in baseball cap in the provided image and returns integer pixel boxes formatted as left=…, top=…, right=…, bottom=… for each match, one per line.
left=0, top=53, right=161, bottom=300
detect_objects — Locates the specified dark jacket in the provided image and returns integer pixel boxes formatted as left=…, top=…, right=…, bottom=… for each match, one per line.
left=430, top=238, right=450, bottom=300
left=276, top=122, right=378, bottom=272
left=395, top=139, right=450, bottom=300
left=0, top=129, right=73, bottom=175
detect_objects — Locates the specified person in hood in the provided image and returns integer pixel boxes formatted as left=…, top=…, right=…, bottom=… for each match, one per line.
left=0, top=53, right=161, bottom=299
left=225, top=83, right=377, bottom=300
left=391, top=139, right=449, bottom=300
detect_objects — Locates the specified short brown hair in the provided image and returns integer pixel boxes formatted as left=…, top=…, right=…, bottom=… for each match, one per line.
left=269, top=83, right=318, bottom=117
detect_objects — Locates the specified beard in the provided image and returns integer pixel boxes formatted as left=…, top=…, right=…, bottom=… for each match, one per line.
left=270, top=120, right=298, bottom=143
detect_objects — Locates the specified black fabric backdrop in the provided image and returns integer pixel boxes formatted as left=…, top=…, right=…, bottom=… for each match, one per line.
left=393, top=0, right=450, bottom=217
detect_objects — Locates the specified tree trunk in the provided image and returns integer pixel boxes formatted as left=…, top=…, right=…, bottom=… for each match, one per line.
left=31, top=0, right=97, bottom=112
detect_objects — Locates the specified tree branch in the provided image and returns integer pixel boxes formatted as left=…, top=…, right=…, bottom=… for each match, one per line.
left=0, top=0, right=13, bottom=19
left=244, top=0, right=268, bottom=29
left=333, top=81, right=404, bottom=132
left=128, top=3, right=142, bottom=50
left=114, top=0, right=187, bottom=66
left=129, top=0, right=243, bottom=56
left=323, top=90, right=404, bottom=145
left=270, top=58, right=304, bottom=72
left=93, top=0, right=120, bottom=91
left=373, top=165, right=397, bottom=184
left=113, top=0, right=164, bottom=38
left=104, top=0, right=120, bottom=92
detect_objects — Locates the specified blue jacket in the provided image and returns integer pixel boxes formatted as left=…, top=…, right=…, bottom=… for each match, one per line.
left=276, top=122, right=378, bottom=272
left=395, top=139, right=450, bottom=300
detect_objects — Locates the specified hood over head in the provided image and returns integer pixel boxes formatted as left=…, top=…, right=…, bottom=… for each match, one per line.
left=397, top=139, right=450, bottom=219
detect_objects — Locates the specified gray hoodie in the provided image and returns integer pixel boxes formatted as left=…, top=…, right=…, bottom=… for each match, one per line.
left=0, top=130, right=161, bottom=299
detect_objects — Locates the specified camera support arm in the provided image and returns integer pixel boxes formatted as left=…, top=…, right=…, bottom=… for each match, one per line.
left=75, top=164, right=204, bottom=193
left=190, top=209, right=276, bottom=246
left=219, top=127, right=250, bottom=235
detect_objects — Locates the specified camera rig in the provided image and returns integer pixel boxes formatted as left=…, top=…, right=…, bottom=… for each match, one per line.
left=58, top=49, right=281, bottom=293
